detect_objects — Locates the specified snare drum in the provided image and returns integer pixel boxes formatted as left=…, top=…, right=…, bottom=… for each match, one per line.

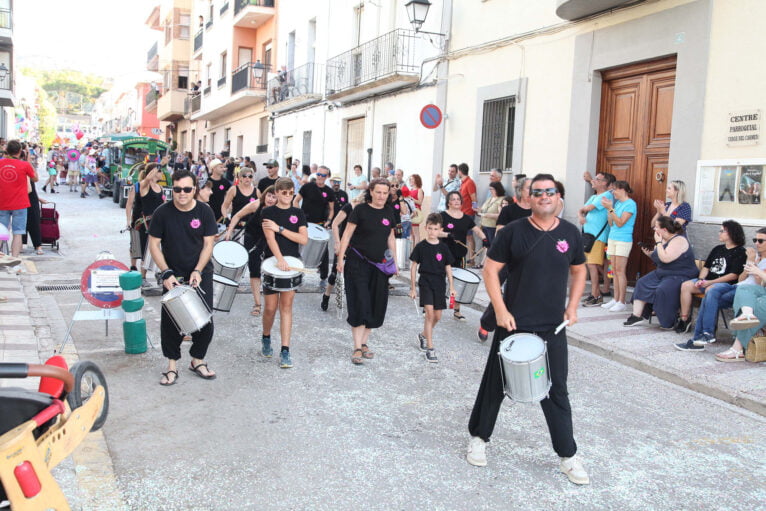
left=212, top=274, right=239, bottom=312
left=262, top=256, right=304, bottom=291
left=396, top=238, right=411, bottom=271
left=301, top=223, right=330, bottom=268
left=161, top=285, right=212, bottom=335
left=129, top=228, right=142, bottom=259
left=450, top=268, right=481, bottom=304
left=213, top=241, right=248, bottom=281
left=498, top=333, right=551, bottom=403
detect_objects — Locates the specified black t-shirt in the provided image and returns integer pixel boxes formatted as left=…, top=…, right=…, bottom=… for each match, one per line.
left=704, top=244, right=747, bottom=280
left=497, top=202, right=531, bottom=226
left=231, top=186, right=257, bottom=219
left=141, top=186, right=164, bottom=218
left=261, top=205, right=307, bottom=259
left=348, top=203, right=396, bottom=261
left=207, top=177, right=231, bottom=221
left=410, top=240, right=454, bottom=284
left=440, top=211, right=475, bottom=260
left=258, top=176, right=278, bottom=193
left=298, top=181, right=336, bottom=223
left=337, top=202, right=353, bottom=238
left=148, top=200, right=218, bottom=275
left=488, top=218, right=585, bottom=331
left=244, top=207, right=265, bottom=242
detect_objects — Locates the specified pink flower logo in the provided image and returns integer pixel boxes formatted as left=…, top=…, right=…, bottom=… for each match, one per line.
left=447, top=223, right=454, bottom=229
left=190, top=218, right=201, bottom=229
left=322, top=192, right=327, bottom=198
left=289, top=215, right=298, bottom=224
left=382, top=218, right=390, bottom=226
left=436, top=253, right=443, bottom=261
left=341, top=197, right=346, bottom=202
left=556, top=240, right=569, bottom=253
left=219, top=185, right=224, bottom=190
left=394, top=204, right=400, bottom=210
left=249, top=197, right=256, bottom=202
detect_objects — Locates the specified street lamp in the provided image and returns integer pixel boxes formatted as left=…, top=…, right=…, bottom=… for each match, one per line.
left=252, top=60, right=265, bottom=86
left=405, top=0, right=431, bottom=32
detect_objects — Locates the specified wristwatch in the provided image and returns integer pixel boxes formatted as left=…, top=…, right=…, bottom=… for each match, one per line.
left=279, top=226, right=285, bottom=234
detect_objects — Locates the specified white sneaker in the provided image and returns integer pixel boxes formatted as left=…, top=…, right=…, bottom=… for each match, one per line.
left=0, top=254, right=21, bottom=267
left=560, top=454, right=590, bottom=485
left=466, top=436, right=487, bottom=467
left=600, top=299, right=616, bottom=309
left=608, top=302, right=627, bottom=312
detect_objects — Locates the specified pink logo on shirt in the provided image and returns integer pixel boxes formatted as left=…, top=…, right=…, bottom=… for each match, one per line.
left=190, top=218, right=201, bottom=229
left=219, top=185, right=224, bottom=190
left=394, top=204, right=400, bottom=210
left=322, top=192, right=327, bottom=198
left=382, top=218, right=390, bottom=226
left=447, top=223, right=454, bottom=229
left=556, top=240, right=569, bottom=253
left=249, top=197, right=256, bottom=202
left=341, top=197, right=346, bottom=202
left=436, top=253, right=443, bottom=262
left=289, top=215, right=298, bottom=224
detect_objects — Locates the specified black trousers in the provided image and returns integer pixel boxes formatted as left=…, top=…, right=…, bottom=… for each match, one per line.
left=344, top=252, right=389, bottom=329
left=161, top=272, right=215, bottom=361
left=318, top=245, right=329, bottom=280
left=25, top=194, right=42, bottom=248
left=468, top=327, right=577, bottom=458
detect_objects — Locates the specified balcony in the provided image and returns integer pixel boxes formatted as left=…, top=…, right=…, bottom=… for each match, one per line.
left=233, top=0, right=275, bottom=29
left=194, top=62, right=270, bottom=121
left=220, top=2, right=229, bottom=15
left=158, top=89, right=187, bottom=122
left=556, top=0, right=639, bottom=20
left=147, top=42, right=158, bottom=72
left=232, top=62, right=270, bottom=94
left=193, top=28, right=203, bottom=54
left=267, top=62, right=324, bottom=113
left=0, top=8, right=12, bottom=44
left=145, top=89, right=158, bottom=111
left=325, top=29, right=439, bottom=103
left=217, top=76, right=227, bottom=88
left=184, top=93, right=201, bottom=117
left=0, top=73, right=14, bottom=107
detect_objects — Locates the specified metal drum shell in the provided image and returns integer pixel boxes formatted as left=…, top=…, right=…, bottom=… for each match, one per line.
left=212, top=275, right=239, bottom=312
left=498, top=333, right=551, bottom=403
left=450, top=268, right=481, bottom=304
left=396, top=238, right=411, bottom=271
left=262, top=256, right=304, bottom=291
left=161, top=285, right=212, bottom=335
left=129, top=228, right=142, bottom=259
left=301, top=223, right=329, bottom=269
left=212, top=241, right=248, bottom=281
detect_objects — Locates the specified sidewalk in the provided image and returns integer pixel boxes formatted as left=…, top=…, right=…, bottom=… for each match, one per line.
left=393, top=268, right=766, bottom=417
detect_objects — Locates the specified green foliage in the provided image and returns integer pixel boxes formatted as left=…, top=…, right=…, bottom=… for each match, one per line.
left=21, top=68, right=107, bottom=114
left=36, top=89, right=58, bottom=148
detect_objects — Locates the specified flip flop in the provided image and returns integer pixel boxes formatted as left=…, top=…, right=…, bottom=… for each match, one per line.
left=361, top=344, right=374, bottom=359
left=351, top=348, right=364, bottom=365
left=160, top=370, right=178, bottom=386
left=189, top=362, right=217, bottom=380
left=36, top=248, right=44, bottom=255
left=730, top=314, right=760, bottom=330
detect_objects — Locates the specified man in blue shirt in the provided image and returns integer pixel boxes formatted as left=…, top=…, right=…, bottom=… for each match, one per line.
left=577, top=172, right=615, bottom=306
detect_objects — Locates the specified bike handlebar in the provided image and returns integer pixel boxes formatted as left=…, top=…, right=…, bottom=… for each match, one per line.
left=0, top=363, right=74, bottom=393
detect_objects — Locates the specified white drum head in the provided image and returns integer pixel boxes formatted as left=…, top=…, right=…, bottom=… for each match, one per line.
left=213, top=241, right=248, bottom=268
left=307, top=223, right=330, bottom=241
left=500, top=334, right=546, bottom=362
left=262, top=256, right=303, bottom=277
left=161, top=284, right=190, bottom=303
left=452, top=268, right=481, bottom=284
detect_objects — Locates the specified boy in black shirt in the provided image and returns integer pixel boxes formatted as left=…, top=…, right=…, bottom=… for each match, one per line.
left=261, top=178, right=308, bottom=368
left=206, top=158, right=230, bottom=222
left=294, top=165, right=335, bottom=288
left=409, top=213, right=456, bottom=363
left=148, top=170, right=218, bottom=385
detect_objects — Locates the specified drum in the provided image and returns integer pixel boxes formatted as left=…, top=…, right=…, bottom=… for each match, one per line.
left=129, top=228, right=142, bottom=260
left=212, top=274, right=239, bottom=312
left=498, top=333, right=551, bottom=403
left=262, top=256, right=304, bottom=291
left=396, top=237, right=411, bottom=271
left=161, top=285, right=212, bottom=335
left=212, top=241, right=248, bottom=281
left=449, top=268, right=481, bottom=304
left=301, top=223, right=329, bottom=268
left=141, top=243, right=158, bottom=275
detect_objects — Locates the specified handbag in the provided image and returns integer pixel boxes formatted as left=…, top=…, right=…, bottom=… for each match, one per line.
left=745, top=335, right=766, bottom=362
left=351, top=248, right=397, bottom=276
left=582, top=221, right=608, bottom=253
left=410, top=207, right=424, bottom=225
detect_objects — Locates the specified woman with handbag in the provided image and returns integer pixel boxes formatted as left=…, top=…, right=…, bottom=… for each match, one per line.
left=407, top=174, right=425, bottom=244
left=477, top=182, right=506, bottom=253
left=336, top=178, right=397, bottom=365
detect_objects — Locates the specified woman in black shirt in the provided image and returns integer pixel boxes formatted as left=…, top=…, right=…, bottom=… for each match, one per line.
left=337, top=179, right=397, bottom=364
left=221, top=169, right=257, bottom=228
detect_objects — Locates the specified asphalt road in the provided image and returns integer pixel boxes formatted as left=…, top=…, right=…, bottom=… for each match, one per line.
left=33, top=186, right=766, bottom=510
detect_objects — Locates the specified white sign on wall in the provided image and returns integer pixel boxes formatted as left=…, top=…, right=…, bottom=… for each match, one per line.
left=727, top=110, right=760, bottom=146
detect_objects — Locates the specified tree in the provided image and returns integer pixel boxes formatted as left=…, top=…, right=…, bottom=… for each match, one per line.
left=21, top=68, right=107, bottom=114
left=36, top=89, right=57, bottom=149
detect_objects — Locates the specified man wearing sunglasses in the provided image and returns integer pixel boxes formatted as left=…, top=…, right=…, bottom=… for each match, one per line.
left=294, top=165, right=336, bottom=293
left=466, top=173, right=590, bottom=485
left=149, top=170, right=218, bottom=386
left=257, top=159, right=280, bottom=198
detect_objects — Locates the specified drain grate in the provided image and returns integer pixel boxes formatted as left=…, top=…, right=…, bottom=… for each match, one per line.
left=36, top=280, right=81, bottom=293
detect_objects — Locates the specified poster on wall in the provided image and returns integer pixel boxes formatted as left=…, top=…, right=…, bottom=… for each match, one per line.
left=738, top=165, right=763, bottom=205
left=718, top=166, right=737, bottom=202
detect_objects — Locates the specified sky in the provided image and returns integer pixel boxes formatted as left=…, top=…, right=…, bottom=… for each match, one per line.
left=15, top=0, right=160, bottom=85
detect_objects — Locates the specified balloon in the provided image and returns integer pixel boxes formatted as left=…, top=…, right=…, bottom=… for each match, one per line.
left=75, top=130, right=84, bottom=140
left=67, top=149, right=81, bottom=161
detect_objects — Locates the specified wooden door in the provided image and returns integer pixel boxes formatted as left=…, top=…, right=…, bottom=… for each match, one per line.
left=597, top=56, right=676, bottom=281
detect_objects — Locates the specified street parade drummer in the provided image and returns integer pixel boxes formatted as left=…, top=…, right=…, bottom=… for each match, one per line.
left=149, top=169, right=218, bottom=385
left=465, top=173, right=590, bottom=485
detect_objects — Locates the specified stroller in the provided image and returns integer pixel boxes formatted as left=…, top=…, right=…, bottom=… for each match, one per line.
left=0, top=356, right=109, bottom=510
left=40, top=203, right=60, bottom=252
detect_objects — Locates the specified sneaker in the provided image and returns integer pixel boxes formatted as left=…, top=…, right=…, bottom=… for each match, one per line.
left=141, top=280, right=153, bottom=290
left=608, top=302, right=627, bottom=312
left=319, top=279, right=327, bottom=291
left=320, top=294, right=330, bottom=311
left=582, top=295, right=603, bottom=307
left=477, top=328, right=489, bottom=342
left=0, top=254, right=22, bottom=267
left=466, top=436, right=487, bottom=467
left=715, top=347, right=745, bottom=362
left=692, top=332, right=716, bottom=347
left=279, top=350, right=293, bottom=368
left=623, top=315, right=646, bottom=327
left=425, top=349, right=438, bottom=363
left=673, top=317, right=691, bottom=334
left=560, top=455, right=590, bottom=485
left=581, top=294, right=595, bottom=303
left=418, top=332, right=427, bottom=352
left=80, top=192, right=86, bottom=198
left=675, top=340, right=704, bottom=352
left=600, top=299, right=617, bottom=309
left=261, top=336, right=273, bottom=357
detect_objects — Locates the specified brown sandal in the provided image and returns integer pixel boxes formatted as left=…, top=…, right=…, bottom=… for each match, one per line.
left=360, top=344, right=374, bottom=359
left=351, top=348, right=364, bottom=365
left=251, top=304, right=262, bottom=316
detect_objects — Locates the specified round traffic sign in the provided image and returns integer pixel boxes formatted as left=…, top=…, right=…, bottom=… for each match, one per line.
left=420, top=104, right=443, bottom=129
left=80, top=259, right=130, bottom=308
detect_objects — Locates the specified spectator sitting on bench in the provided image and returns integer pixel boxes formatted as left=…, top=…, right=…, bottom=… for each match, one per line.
left=673, top=220, right=747, bottom=335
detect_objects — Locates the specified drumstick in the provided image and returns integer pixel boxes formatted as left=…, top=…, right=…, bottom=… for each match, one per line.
left=554, top=320, right=569, bottom=335
left=287, top=266, right=316, bottom=274
left=412, top=298, right=421, bottom=317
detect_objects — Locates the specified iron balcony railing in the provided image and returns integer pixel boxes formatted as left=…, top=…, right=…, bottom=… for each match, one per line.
left=0, top=74, right=11, bottom=90
left=184, top=94, right=202, bottom=116
left=0, top=8, right=11, bottom=30
left=217, top=76, right=227, bottom=87
left=145, top=89, right=159, bottom=107
left=267, top=62, right=323, bottom=107
left=220, top=2, right=229, bottom=14
left=326, top=29, right=425, bottom=95
left=147, top=42, right=158, bottom=63
left=232, top=62, right=271, bottom=94
left=194, top=28, right=203, bottom=52
left=234, top=0, right=275, bottom=16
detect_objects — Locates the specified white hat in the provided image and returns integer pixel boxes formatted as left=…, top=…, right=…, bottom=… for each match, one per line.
left=88, top=149, right=97, bottom=155
left=209, top=158, right=223, bottom=168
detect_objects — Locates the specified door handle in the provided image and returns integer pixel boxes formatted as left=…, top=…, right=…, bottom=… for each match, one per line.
left=655, top=170, right=665, bottom=183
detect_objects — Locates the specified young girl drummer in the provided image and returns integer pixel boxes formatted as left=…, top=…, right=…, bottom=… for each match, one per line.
left=260, top=178, right=308, bottom=368
left=410, top=213, right=456, bottom=363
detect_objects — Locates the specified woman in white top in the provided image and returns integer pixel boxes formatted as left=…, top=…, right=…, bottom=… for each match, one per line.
left=348, top=164, right=367, bottom=202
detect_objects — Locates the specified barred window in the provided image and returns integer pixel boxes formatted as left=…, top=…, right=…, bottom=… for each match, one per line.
left=479, top=96, right=515, bottom=172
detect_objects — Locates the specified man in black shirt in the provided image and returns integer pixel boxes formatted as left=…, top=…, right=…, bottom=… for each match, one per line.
left=330, top=176, right=348, bottom=218
left=465, top=173, right=590, bottom=486
left=294, top=165, right=335, bottom=288
left=257, top=159, right=280, bottom=197
left=148, top=170, right=218, bottom=385
left=206, top=158, right=230, bottom=222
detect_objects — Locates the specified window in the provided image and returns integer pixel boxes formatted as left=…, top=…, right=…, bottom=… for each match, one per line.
left=220, top=52, right=227, bottom=78
left=177, top=65, right=189, bottom=89
left=302, top=131, right=312, bottom=165
left=206, top=63, right=212, bottom=87
left=258, top=117, right=269, bottom=153
left=179, top=14, right=190, bottom=40
left=479, top=96, right=515, bottom=172
left=381, top=124, right=396, bottom=169
left=352, top=4, right=364, bottom=46
left=164, top=20, right=172, bottom=45
left=263, top=43, right=272, bottom=68
left=163, top=71, right=172, bottom=92
left=180, top=130, right=187, bottom=152
left=210, top=132, right=216, bottom=153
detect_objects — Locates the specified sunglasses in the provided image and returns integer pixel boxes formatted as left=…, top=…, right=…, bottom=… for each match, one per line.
left=753, top=238, right=766, bottom=244
left=530, top=187, right=558, bottom=197
left=240, top=174, right=253, bottom=178
left=172, top=186, right=195, bottom=193
left=316, top=173, right=328, bottom=178
left=278, top=190, right=294, bottom=196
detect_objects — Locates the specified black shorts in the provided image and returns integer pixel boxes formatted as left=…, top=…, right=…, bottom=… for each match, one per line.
left=418, top=275, right=447, bottom=310
left=244, top=234, right=263, bottom=277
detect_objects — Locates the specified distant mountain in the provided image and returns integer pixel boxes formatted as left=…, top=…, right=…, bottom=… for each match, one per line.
left=21, top=67, right=110, bottom=115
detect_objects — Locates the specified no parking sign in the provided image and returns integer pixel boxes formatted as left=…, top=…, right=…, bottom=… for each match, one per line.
left=420, top=104, right=443, bottom=129
left=80, top=259, right=129, bottom=308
